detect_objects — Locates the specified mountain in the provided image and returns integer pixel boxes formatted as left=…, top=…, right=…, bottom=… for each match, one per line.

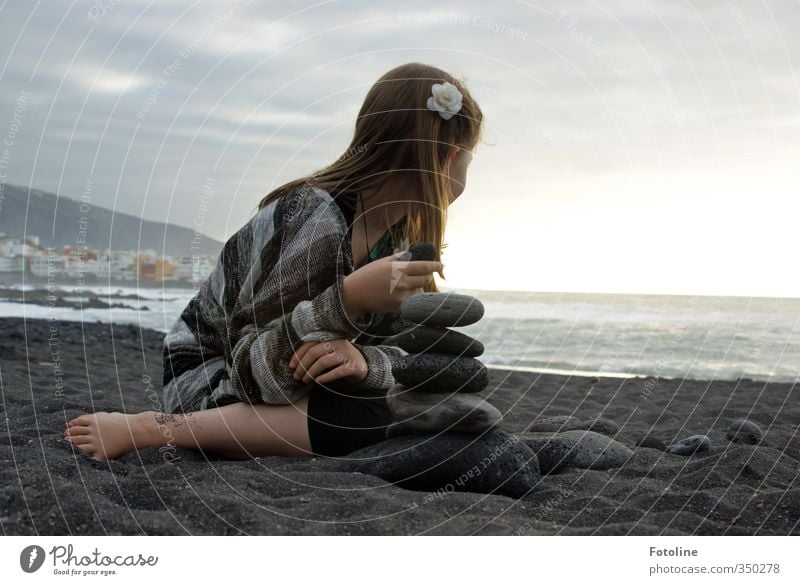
left=0, top=183, right=222, bottom=256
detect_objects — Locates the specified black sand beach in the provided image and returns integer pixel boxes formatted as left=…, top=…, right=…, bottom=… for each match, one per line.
left=1, top=317, right=797, bottom=535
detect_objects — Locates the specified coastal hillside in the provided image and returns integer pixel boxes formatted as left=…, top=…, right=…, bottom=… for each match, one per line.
left=0, top=183, right=222, bottom=256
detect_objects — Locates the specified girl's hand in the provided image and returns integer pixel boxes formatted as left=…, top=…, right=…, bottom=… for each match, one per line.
left=342, top=252, right=444, bottom=319
left=288, top=339, right=368, bottom=385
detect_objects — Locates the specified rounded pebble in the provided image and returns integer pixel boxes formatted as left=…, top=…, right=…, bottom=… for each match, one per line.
left=526, top=416, right=619, bottom=436
left=522, top=430, right=633, bottom=470
left=666, top=434, right=712, bottom=456
left=385, top=384, right=502, bottom=435
left=726, top=418, right=763, bottom=445
left=408, top=242, right=437, bottom=261
left=386, top=325, right=484, bottom=357
left=635, top=434, right=668, bottom=451
left=400, top=292, right=484, bottom=328
left=392, top=353, right=489, bottom=393
left=340, top=429, right=540, bottom=500
left=526, top=416, right=581, bottom=433
left=582, top=418, right=619, bottom=436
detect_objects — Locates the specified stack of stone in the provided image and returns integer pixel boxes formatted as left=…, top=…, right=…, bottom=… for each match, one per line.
left=383, top=243, right=502, bottom=438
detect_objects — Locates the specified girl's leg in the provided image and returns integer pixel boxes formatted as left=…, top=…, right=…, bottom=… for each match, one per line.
left=63, top=395, right=312, bottom=461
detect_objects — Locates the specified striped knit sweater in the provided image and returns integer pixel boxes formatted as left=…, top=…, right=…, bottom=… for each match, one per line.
left=161, top=184, right=412, bottom=413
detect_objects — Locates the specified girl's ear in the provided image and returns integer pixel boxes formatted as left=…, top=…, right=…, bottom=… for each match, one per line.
left=444, top=146, right=459, bottom=171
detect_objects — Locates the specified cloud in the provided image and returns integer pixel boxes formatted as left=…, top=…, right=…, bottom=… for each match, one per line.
left=0, top=0, right=797, bottom=295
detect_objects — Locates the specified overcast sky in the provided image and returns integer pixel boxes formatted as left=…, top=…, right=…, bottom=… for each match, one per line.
left=1, top=0, right=797, bottom=297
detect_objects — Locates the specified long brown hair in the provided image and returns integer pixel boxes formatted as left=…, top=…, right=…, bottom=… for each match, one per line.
left=256, top=62, right=484, bottom=293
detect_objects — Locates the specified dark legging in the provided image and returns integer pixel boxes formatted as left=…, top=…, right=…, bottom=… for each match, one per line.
left=306, top=382, right=394, bottom=457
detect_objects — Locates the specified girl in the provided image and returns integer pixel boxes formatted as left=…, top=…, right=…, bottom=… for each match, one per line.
left=64, top=62, right=484, bottom=461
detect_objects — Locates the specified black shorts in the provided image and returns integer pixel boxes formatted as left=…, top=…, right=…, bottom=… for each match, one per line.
left=306, top=383, right=394, bottom=458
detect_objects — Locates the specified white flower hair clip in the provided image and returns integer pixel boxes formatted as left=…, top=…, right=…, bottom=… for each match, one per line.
left=427, top=81, right=463, bottom=120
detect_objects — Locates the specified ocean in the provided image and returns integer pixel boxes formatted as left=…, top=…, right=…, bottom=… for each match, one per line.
left=1, top=284, right=797, bottom=384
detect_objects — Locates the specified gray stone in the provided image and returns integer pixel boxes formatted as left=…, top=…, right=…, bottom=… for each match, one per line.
left=526, top=416, right=581, bottom=433
left=666, top=434, right=712, bottom=455
left=520, top=430, right=634, bottom=470
left=385, top=384, right=502, bottom=436
left=556, top=430, right=633, bottom=469
left=386, top=325, right=484, bottom=357
left=409, top=242, right=437, bottom=261
left=339, top=429, right=540, bottom=499
left=635, top=434, right=668, bottom=451
left=392, top=353, right=489, bottom=393
left=515, top=435, right=575, bottom=475
left=525, top=416, right=619, bottom=436
left=400, top=292, right=485, bottom=327
left=582, top=418, right=619, bottom=436
left=726, top=418, right=763, bottom=445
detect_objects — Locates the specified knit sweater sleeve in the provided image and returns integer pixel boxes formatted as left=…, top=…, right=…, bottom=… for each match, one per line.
left=163, top=186, right=382, bottom=410
left=347, top=310, right=414, bottom=391
left=162, top=292, right=232, bottom=414
left=227, top=187, right=379, bottom=405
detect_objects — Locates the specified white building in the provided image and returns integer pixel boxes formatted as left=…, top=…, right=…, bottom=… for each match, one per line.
left=30, top=255, right=66, bottom=277
left=97, top=249, right=138, bottom=281
left=171, top=255, right=216, bottom=281
left=0, top=256, right=25, bottom=272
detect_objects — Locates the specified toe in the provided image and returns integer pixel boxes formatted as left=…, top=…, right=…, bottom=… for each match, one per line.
left=74, top=443, right=95, bottom=455
left=64, top=426, right=90, bottom=437
left=66, top=435, right=92, bottom=445
left=68, top=414, right=94, bottom=427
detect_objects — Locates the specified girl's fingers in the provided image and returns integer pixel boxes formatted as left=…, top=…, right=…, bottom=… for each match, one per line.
left=400, top=260, right=444, bottom=276
left=397, top=273, right=434, bottom=290
left=302, top=352, right=346, bottom=383
left=295, top=343, right=334, bottom=379
left=289, top=341, right=317, bottom=368
left=314, top=363, right=352, bottom=385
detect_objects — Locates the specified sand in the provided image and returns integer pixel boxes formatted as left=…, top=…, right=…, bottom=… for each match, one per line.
left=0, top=317, right=797, bottom=535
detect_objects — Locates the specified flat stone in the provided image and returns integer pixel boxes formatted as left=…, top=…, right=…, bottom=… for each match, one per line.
left=666, top=434, right=712, bottom=455
left=526, top=416, right=581, bottom=433
left=339, top=429, right=540, bottom=499
left=409, top=242, right=437, bottom=261
left=520, top=430, right=634, bottom=470
left=525, top=416, right=619, bottom=436
left=392, top=353, right=489, bottom=393
left=556, top=430, right=633, bottom=469
left=386, top=325, right=484, bottom=357
left=400, top=292, right=484, bottom=327
left=385, top=384, right=502, bottom=436
left=582, top=418, right=620, bottom=436
left=514, top=435, right=575, bottom=475
left=635, top=434, right=668, bottom=451
left=726, top=418, right=763, bottom=445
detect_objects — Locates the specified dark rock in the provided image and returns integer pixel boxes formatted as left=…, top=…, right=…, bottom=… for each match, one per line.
left=400, top=292, right=484, bottom=327
left=554, top=430, right=633, bottom=469
left=386, top=325, right=484, bottom=357
left=515, top=435, right=575, bottom=474
left=525, top=416, right=619, bottom=436
left=385, top=384, right=502, bottom=435
left=520, top=430, right=633, bottom=470
left=408, top=242, right=437, bottom=261
left=392, top=353, right=489, bottom=393
left=582, top=418, right=619, bottom=436
left=526, top=415, right=581, bottom=433
left=666, top=434, right=712, bottom=455
left=339, top=429, right=540, bottom=499
left=635, top=434, right=668, bottom=451
left=726, top=418, right=763, bottom=445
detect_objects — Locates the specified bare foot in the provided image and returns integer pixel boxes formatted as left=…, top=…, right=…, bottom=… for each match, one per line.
left=63, top=411, right=157, bottom=461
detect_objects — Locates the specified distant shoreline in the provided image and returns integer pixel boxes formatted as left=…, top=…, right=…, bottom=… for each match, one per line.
left=0, top=272, right=202, bottom=290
